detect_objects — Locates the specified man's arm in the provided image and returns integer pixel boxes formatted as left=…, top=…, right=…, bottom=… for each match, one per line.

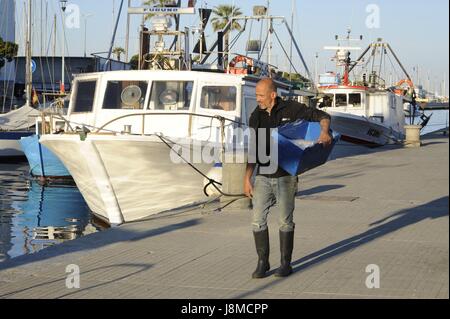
left=244, top=163, right=256, bottom=198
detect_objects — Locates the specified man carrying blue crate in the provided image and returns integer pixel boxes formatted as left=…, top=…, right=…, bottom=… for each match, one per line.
left=244, top=78, right=332, bottom=278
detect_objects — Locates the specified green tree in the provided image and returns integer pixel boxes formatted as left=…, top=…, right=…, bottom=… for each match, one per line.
left=130, top=54, right=139, bottom=70
left=112, top=47, right=126, bottom=61
left=0, top=37, right=18, bottom=70
left=210, top=5, right=243, bottom=66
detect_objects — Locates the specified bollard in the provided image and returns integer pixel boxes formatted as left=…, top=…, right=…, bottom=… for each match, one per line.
left=220, top=151, right=252, bottom=210
left=404, top=125, right=422, bottom=148
left=123, top=125, right=132, bottom=135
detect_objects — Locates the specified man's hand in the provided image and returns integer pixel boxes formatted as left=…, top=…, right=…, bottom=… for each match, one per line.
left=318, top=118, right=332, bottom=147
left=244, top=178, right=253, bottom=198
left=318, top=131, right=332, bottom=147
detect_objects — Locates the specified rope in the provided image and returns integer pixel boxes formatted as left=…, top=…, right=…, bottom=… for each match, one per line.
left=155, top=133, right=246, bottom=198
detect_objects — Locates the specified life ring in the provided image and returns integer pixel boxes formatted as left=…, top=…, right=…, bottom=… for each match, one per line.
left=394, top=79, right=414, bottom=96
left=228, top=55, right=254, bottom=75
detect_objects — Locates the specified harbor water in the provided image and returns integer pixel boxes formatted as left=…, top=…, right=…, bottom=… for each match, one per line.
left=0, top=163, right=106, bottom=263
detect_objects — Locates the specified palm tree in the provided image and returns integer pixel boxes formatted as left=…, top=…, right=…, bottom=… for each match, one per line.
left=210, top=5, right=243, bottom=66
left=112, top=47, right=125, bottom=61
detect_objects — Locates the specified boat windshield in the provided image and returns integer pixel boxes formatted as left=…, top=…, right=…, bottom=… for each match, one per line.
left=200, top=86, right=237, bottom=111
left=103, top=81, right=149, bottom=110
left=72, top=80, right=97, bottom=113
left=335, top=94, right=347, bottom=107
left=149, top=81, right=193, bottom=111
left=349, top=93, right=362, bottom=107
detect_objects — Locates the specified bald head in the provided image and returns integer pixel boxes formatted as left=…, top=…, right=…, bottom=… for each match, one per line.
left=256, top=78, right=277, bottom=93
left=255, top=78, right=278, bottom=110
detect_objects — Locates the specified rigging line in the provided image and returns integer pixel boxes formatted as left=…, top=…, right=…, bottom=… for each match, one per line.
left=44, top=18, right=56, bottom=92
left=38, top=56, right=47, bottom=94
left=58, top=7, right=73, bottom=80
left=210, top=21, right=247, bottom=65
left=7, top=56, right=19, bottom=112
left=246, top=19, right=254, bottom=57
left=272, top=28, right=300, bottom=76
left=258, top=28, right=270, bottom=61
left=378, top=45, right=384, bottom=82
left=386, top=52, right=401, bottom=82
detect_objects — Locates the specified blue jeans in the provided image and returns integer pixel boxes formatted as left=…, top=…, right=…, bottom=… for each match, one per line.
left=252, top=175, right=298, bottom=232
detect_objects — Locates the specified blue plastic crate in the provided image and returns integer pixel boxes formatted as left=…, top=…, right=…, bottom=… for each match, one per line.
left=272, top=120, right=340, bottom=176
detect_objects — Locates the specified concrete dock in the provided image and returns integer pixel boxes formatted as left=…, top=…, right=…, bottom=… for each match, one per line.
left=0, top=132, right=448, bottom=299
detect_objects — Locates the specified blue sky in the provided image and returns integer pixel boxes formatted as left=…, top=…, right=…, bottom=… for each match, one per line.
left=14, top=0, right=450, bottom=94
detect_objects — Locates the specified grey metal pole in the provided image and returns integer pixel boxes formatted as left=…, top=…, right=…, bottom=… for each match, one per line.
left=26, top=0, right=32, bottom=107
left=61, top=1, right=66, bottom=93
left=84, top=17, right=87, bottom=57
left=125, top=0, right=131, bottom=63
left=289, top=0, right=294, bottom=80
left=104, top=0, right=125, bottom=71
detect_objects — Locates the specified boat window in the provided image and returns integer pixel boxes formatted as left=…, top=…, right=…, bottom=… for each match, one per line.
left=72, top=80, right=97, bottom=113
left=244, top=97, right=258, bottom=122
left=349, top=93, right=362, bottom=107
left=335, top=94, right=347, bottom=107
left=103, top=81, right=148, bottom=110
left=200, top=86, right=237, bottom=111
left=149, top=81, right=193, bottom=111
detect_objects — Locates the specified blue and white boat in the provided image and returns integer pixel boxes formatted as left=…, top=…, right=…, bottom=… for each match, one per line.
left=20, top=134, right=71, bottom=179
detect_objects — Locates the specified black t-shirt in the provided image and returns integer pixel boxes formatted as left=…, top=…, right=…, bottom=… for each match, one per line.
left=248, top=97, right=331, bottom=178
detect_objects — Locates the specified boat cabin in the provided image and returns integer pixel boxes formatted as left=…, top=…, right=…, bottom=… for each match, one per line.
left=64, top=70, right=290, bottom=143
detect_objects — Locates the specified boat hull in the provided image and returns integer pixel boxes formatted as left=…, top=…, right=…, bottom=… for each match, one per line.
left=0, top=131, right=34, bottom=159
left=19, top=134, right=71, bottom=178
left=326, top=111, right=403, bottom=146
left=41, top=134, right=221, bottom=225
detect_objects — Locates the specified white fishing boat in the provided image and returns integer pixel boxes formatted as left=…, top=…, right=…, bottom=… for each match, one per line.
left=317, top=82, right=405, bottom=146
left=316, top=33, right=426, bottom=146
left=40, top=2, right=315, bottom=225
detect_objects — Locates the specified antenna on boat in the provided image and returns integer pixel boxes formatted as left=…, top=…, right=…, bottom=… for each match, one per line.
left=324, top=28, right=362, bottom=86
left=199, top=12, right=316, bottom=89
left=128, top=0, right=196, bottom=71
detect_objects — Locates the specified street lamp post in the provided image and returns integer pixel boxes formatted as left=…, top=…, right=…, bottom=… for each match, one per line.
left=60, top=0, right=67, bottom=94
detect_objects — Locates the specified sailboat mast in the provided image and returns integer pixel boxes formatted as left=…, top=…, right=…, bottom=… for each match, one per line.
left=25, top=0, right=32, bottom=107
left=289, top=0, right=294, bottom=80
left=125, top=0, right=131, bottom=63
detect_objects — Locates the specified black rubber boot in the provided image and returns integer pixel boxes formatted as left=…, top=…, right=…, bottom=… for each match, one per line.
left=252, top=229, right=270, bottom=279
left=275, top=230, right=294, bottom=277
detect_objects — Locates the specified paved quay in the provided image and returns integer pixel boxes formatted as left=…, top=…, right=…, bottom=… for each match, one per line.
left=0, top=132, right=448, bottom=299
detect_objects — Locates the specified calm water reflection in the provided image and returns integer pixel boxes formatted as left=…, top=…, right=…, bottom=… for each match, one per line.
left=0, top=163, right=106, bottom=262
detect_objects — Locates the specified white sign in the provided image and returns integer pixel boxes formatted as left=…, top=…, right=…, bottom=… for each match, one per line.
left=128, top=7, right=195, bottom=15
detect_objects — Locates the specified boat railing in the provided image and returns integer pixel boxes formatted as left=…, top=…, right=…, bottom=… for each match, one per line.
left=45, top=111, right=245, bottom=137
